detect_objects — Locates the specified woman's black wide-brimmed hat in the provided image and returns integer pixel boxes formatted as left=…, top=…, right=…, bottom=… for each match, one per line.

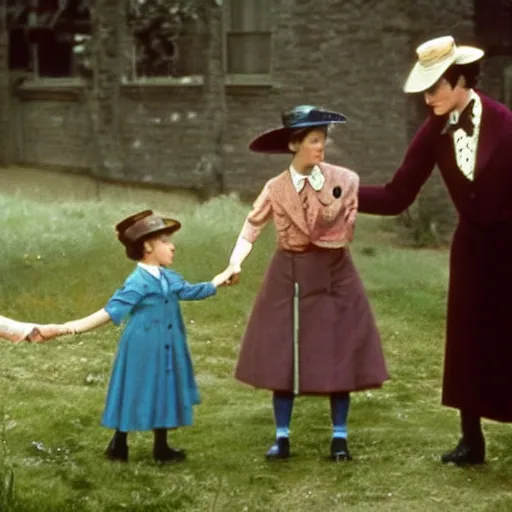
left=249, top=105, right=347, bottom=154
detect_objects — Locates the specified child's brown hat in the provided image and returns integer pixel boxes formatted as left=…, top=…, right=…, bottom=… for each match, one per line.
left=115, top=210, right=181, bottom=246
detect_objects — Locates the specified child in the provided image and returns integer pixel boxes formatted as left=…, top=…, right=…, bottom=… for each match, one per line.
left=53, top=210, right=231, bottom=463
left=220, top=105, right=389, bottom=461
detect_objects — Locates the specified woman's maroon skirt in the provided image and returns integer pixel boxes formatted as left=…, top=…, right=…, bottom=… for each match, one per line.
left=235, top=247, right=389, bottom=394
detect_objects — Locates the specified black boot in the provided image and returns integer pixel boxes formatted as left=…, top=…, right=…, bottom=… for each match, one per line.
left=105, top=430, right=128, bottom=462
left=330, top=438, right=352, bottom=462
left=441, top=411, right=485, bottom=465
left=266, top=437, right=290, bottom=460
left=153, top=428, right=186, bottom=464
left=441, top=438, right=485, bottom=465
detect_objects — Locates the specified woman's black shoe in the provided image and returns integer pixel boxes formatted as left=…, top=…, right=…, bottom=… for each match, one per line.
left=330, top=438, right=352, bottom=461
left=266, top=437, right=290, bottom=460
left=441, top=439, right=485, bottom=465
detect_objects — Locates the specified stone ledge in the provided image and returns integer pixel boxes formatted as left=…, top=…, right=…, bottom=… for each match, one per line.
left=17, top=78, right=84, bottom=101
left=15, top=78, right=84, bottom=101
left=123, top=74, right=274, bottom=97
left=16, top=75, right=274, bottom=102
left=123, top=74, right=274, bottom=87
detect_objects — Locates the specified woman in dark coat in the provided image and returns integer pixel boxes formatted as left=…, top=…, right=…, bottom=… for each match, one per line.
left=357, top=35, right=512, bottom=465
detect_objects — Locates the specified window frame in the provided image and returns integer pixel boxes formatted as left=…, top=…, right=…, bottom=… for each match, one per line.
left=15, top=0, right=276, bottom=90
left=222, top=0, right=273, bottom=84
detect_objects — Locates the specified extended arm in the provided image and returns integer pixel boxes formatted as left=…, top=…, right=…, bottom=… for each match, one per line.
left=176, top=280, right=217, bottom=301
left=358, top=118, right=439, bottom=215
left=63, top=309, right=111, bottom=334
left=227, top=182, right=273, bottom=274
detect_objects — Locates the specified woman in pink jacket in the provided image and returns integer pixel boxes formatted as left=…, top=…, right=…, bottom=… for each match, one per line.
left=220, top=105, right=388, bottom=461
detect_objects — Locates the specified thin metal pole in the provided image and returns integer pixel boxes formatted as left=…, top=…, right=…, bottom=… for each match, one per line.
left=293, top=281, right=300, bottom=395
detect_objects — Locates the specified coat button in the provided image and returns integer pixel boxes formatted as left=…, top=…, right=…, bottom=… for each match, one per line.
left=164, top=299, right=169, bottom=304
left=165, top=344, right=170, bottom=350
left=167, top=323, right=172, bottom=329
left=469, top=191, right=477, bottom=200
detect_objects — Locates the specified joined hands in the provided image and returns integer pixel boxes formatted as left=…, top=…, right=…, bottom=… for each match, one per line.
left=212, top=264, right=241, bottom=287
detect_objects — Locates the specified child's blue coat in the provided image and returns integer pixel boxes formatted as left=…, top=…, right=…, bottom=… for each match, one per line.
left=101, top=266, right=216, bottom=432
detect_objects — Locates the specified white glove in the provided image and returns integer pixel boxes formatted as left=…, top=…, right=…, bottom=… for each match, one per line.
left=228, top=236, right=253, bottom=272
left=64, top=309, right=111, bottom=334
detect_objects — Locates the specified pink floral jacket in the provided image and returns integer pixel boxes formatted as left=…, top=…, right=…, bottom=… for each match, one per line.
left=239, top=162, right=359, bottom=251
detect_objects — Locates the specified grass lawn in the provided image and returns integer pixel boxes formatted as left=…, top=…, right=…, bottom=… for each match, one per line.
left=0, top=194, right=511, bottom=511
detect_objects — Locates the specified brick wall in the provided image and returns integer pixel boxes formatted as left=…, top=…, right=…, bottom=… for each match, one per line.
left=0, top=4, right=9, bottom=165
left=7, top=0, right=509, bottom=203
left=19, top=93, right=92, bottom=169
left=120, top=86, right=207, bottom=188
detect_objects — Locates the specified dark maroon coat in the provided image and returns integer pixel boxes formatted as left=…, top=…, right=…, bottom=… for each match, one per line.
left=358, top=94, right=512, bottom=422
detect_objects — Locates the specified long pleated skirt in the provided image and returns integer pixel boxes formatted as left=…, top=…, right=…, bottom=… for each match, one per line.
left=235, top=246, right=389, bottom=394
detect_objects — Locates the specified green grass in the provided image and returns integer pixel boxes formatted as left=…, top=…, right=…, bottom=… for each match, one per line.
left=0, top=194, right=511, bottom=511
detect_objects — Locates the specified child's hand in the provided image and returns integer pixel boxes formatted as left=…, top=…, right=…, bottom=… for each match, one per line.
left=28, top=324, right=71, bottom=343
left=212, top=266, right=239, bottom=287
left=212, top=271, right=230, bottom=287
left=224, top=263, right=241, bottom=285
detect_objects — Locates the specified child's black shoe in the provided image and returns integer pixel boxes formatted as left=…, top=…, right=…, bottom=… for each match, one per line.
left=105, top=436, right=129, bottom=462
left=153, top=445, right=187, bottom=464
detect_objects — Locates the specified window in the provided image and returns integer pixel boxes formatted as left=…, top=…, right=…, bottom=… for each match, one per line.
left=36, top=36, right=75, bottom=78
left=475, top=0, right=512, bottom=56
left=8, top=0, right=30, bottom=71
left=129, top=18, right=203, bottom=79
left=8, top=0, right=91, bottom=78
left=224, top=0, right=271, bottom=76
left=9, top=29, right=31, bottom=71
left=127, top=1, right=203, bottom=80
